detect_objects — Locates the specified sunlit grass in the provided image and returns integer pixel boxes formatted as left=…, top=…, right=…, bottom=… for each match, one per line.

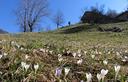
left=0, top=22, right=128, bottom=81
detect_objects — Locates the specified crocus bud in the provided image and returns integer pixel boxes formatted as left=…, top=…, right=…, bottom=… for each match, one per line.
left=86, top=73, right=92, bottom=82
left=64, top=67, right=70, bottom=76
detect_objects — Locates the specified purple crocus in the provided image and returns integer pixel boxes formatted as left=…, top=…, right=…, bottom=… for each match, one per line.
left=55, top=68, right=62, bottom=77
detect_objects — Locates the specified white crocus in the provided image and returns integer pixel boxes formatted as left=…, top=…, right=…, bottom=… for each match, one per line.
left=24, top=64, right=30, bottom=72
left=116, top=52, right=122, bottom=58
left=3, top=53, right=7, bottom=56
left=108, top=51, right=111, bottom=54
left=103, top=60, right=108, bottom=65
left=58, top=57, right=63, bottom=62
left=0, top=54, right=3, bottom=59
left=73, top=53, right=77, bottom=58
left=114, top=65, right=121, bottom=80
left=86, top=73, right=92, bottom=82
left=0, top=71, right=2, bottom=74
left=0, top=41, right=2, bottom=44
left=84, top=51, right=87, bottom=55
left=21, top=62, right=26, bottom=69
left=58, top=54, right=62, bottom=58
left=45, top=49, right=48, bottom=53
left=40, top=48, right=46, bottom=53
left=99, top=52, right=102, bottom=55
left=58, top=54, right=63, bottom=62
left=78, top=53, right=82, bottom=57
left=49, top=50, right=53, bottom=54
left=95, top=50, right=98, bottom=54
left=16, top=44, right=20, bottom=49
left=100, top=69, right=108, bottom=81
left=78, top=49, right=81, bottom=54
left=21, top=62, right=30, bottom=71
left=34, top=64, right=39, bottom=73
left=77, top=59, right=83, bottom=65
left=67, top=50, right=71, bottom=54
left=25, top=55, right=29, bottom=59
left=125, top=50, right=128, bottom=53
left=124, top=56, right=128, bottom=59
left=64, top=67, right=70, bottom=76
left=91, top=55, right=95, bottom=59
left=122, top=59, right=126, bottom=62
left=97, top=73, right=102, bottom=82
left=21, top=47, right=24, bottom=50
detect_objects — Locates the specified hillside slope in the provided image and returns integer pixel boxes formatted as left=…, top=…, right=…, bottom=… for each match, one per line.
left=0, top=28, right=8, bottom=34
left=57, top=22, right=128, bottom=33
left=0, top=22, right=128, bottom=82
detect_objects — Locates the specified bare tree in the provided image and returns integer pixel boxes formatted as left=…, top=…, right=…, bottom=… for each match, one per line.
left=90, top=4, right=105, bottom=15
left=15, top=0, right=49, bottom=32
left=106, top=9, right=118, bottom=18
left=53, top=11, right=64, bottom=28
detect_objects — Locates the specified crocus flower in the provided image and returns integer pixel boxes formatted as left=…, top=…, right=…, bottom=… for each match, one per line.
left=55, top=68, right=62, bottom=77
left=95, top=50, right=98, bottom=54
left=20, top=47, right=24, bottom=50
left=45, top=49, right=48, bottom=53
left=64, top=67, right=70, bottom=76
left=78, top=53, right=82, bottom=57
left=97, top=73, right=102, bottom=82
left=0, top=41, right=2, bottom=44
left=58, top=57, right=63, bottom=62
left=77, top=59, right=83, bottom=65
left=78, top=49, right=81, bottom=54
left=116, top=52, right=122, bottom=58
left=24, top=64, right=30, bottom=72
left=0, top=71, right=2, bottom=74
left=99, top=52, right=102, bottom=55
left=103, top=60, right=108, bottom=65
left=49, top=50, right=53, bottom=54
left=91, top=55, right=95, bottom=59
left=124, top=56, right=128, bottom=59
left=84, top=51, right=87, bottom=55
left=100, top=69, right=108, bottom=81
left=122, top=59, right=126, bottom=62
left=86, top=73, right=92, bottom=82
left=125, top=50, right=128, bottom=53
left=114, top=65, right=121, bottom=80
left=25, top=55, right=29, bottom=59
left=3, top=53, right=7, bottom=56
left=34, top=64, right=39, bottom=73
left=21, top=62, right=30, bottom=71
left=108, top=51, right=111, bottom=54
left=0, top=54, right=3, bottom=59
left=40, top=48, right=46, bottom=53
left=73, top=53, right=77, bottom=58
left=21, top=62, right=26, bottom=69
left=58, top=54, right=62, bottom=58
left=67, top=50, right=71, bottom=54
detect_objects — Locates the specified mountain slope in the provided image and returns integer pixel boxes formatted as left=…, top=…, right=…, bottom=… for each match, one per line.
left=0, top=28, right=8, bottom=34
left=57, top=22, right=128, bottom=34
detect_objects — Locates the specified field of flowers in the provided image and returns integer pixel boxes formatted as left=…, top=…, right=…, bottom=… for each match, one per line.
left=0, top=32, right=128, bottom=82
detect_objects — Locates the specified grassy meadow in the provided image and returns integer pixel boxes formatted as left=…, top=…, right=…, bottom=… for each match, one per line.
left=0, top=22, right=128, bottom=82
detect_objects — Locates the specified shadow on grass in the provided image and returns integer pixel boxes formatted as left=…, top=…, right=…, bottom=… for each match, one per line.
left=60, top=24, right=99, bottom=34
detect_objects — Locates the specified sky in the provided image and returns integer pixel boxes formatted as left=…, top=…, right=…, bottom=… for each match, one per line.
left=0, top=0, right=128, bottom=33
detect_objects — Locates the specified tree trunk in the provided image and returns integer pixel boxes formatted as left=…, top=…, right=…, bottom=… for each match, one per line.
left=23, top=26, right=26, bottom=32
left=30, top=26, right=33, bottom=32
left=57, top=24, right=59, bottom=29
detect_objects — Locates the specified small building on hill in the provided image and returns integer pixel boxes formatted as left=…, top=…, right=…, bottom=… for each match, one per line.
left=81, top=11, right=128, bottom=24
left=116, top=11, right=128, bottom=21
left=81, top=11, right=117, bottom=24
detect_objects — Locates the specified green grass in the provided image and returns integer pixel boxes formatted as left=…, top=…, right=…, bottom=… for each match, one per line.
left=0, top=22, right=128, bottom=82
